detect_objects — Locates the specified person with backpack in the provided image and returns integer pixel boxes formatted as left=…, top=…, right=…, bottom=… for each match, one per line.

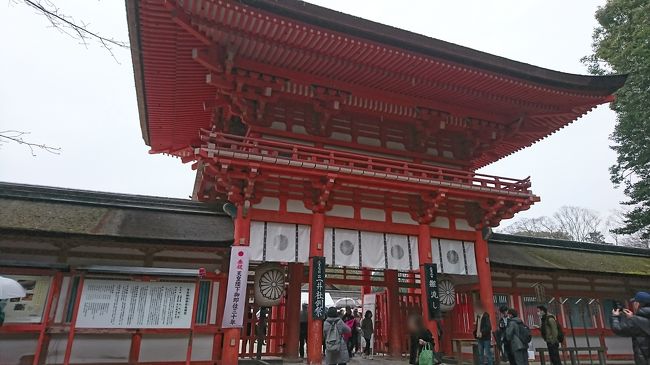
left=537, top=305, right=564, bottom=365
left=324, top=306, right=351, bottom=365
left=475, top=311, right=493, bottom=365
left=611, top=291, right=650, bottom=365
left=505, top=308, right=530, bottom=365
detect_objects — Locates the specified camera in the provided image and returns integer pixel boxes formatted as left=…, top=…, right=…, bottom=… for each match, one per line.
left=612, top=301, right=625, bottom=311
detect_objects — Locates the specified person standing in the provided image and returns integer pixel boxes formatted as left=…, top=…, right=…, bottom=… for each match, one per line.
left=475, top=311, right=493, bottom=365
left=611, top=292, right=650, bottom=365
left=299, top=302, right=308, bottom=358
left=324, top=307, right=351, bottom=365
left=537, top=305, right=562, bottom=365
left=497, top=306, right=515, bottom=364
left=361, top=310, right=374, bottom=359
left=408, top=313, right=434, bottom=365
left=505, top=309, right=529, bottom=365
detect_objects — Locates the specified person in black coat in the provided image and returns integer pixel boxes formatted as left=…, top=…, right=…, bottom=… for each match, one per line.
left=475, top=311, right=493, bottom=365
left=408, top=313, right=434, bottom=365
left=611, top=292, right=650, bottom=365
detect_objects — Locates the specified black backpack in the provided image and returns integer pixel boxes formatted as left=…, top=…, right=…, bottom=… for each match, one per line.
left=517, top=321, right=532, bottom=344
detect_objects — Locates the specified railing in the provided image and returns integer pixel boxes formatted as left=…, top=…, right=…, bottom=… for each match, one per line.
left=537, top=347, right=607, bottom=365
left=198, top=131, right=535, bottom=198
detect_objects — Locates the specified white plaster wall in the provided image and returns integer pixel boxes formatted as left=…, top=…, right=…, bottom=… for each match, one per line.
left=139, top=334, right=189, bottom=362
left=0, top=334, right=37, bottom=365
left=360, top=208, right=385, bottom=221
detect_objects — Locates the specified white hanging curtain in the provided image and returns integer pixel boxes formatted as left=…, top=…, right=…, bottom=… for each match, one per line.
left=438, top=239, right=465, bottom=274
left=360, top=231, right=386, bottom=269
left=431, top=238, right=442, bottom=271
left=249, top=221, right=310, bottom=263
left=249, top=221, right=266, bottom=262
left=296, top=224, right=311, bottom=263
left=462, top=241, right=477, bottom=275
left=329, top=228, right=360, bottom=267
left=386, top=234, right=411, bottom=271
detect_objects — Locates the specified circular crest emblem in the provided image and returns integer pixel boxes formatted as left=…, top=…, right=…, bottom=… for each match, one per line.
left=390, top=245, right=405, bottom=259
left=339, top=240, right=355, bottom=256
left=446, top=249, right=460, bottom=264
left=273, top=234, right=289, bottom=251
left=254, top=263, right=286, bottom=306
left=438, top=279, right=456, bottom=312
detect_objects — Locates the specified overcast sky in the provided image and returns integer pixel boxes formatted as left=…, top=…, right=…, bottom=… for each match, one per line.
left=0, top=0, right=626, bottom=228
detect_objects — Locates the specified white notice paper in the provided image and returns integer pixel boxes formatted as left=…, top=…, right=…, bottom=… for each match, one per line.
left=76, top=279, right=195, bottom=329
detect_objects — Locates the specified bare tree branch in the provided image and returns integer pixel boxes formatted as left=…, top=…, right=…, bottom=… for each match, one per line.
left=13, top=0, right=129, bottom=62
left=0, top=130, right=61, bottom=156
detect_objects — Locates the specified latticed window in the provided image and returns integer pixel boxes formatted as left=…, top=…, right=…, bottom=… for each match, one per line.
left=521, top=295, right=541, bottom=327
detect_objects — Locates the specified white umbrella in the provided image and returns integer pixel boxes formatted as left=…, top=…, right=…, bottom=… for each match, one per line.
left=335, top=297, right=359, bottom=308
left=0, top=276, right=26, bottom=300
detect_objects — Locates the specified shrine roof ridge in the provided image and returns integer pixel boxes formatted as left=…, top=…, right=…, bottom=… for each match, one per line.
left=489, top=232, right=650, bottom=258
left=240, top=0, right=627, bottom=94
left=0, top=181, right=226, bottom=216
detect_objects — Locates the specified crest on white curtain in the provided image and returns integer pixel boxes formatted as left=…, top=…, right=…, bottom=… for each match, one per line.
left=325, top=228, right=360, bottom=267
left=386, top=234, right=412, bottom=271
left=249, top=221, right=310, bottom=263
left=438, top=239, right=464, bottom=275
left=433, top=239, right=477, bottom=275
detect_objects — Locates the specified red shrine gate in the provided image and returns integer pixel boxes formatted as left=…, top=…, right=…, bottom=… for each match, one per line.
left=126, top=0, right=625, bottom=364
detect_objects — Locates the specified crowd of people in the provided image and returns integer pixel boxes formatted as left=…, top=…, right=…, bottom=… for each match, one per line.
left=320, top=305, right=375, bottom=365
left=294, top=291, right=650, bottom=365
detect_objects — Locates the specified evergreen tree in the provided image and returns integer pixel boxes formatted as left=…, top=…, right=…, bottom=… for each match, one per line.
left=582, top=0, right=650, bottom=238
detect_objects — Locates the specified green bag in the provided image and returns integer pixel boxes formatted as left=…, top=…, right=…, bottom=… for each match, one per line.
left=419, top=342, right=434, bottom=365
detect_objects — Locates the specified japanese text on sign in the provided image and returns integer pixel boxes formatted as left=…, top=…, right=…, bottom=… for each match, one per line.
left=76, top=280, right=195, bottom=329
left=423, top=263, right=440, bottom=319
left=311, top=256, right=326, bottom=319
left=222, top=246, right=250, bottom=328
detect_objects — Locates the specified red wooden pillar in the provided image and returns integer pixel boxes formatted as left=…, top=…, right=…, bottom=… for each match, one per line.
left=418, top=223, right=440, bottom=350
left=222, top=207, right=250, bottom=365
left=307, top=212, right=325, bottom=365
left=284, top=263, right=303, bottom=360
left=129, top=332, right=142, bottom=365
left=385, top=269, right=402, bottom=358
left=475, top=231, right=496, bottom=329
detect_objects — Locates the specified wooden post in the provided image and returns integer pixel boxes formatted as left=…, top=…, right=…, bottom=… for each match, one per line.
left=33, top=272, right=61, bottom=365
left=129, top=331, right=142, bottom=365
left=475, top=231, right=496, bottom=330
left=418, top=223, right=440, bottom=350
left=362, top=268, right=372, bottom=296
left=385, top=269, right=402, bottom=358
left=307, top=212, right=325, bottom=365
left=63, top=275, right=84, bottom=365
left=284, top=262, right=303, bottom=360
left=221, top=207, right=250, bottom=365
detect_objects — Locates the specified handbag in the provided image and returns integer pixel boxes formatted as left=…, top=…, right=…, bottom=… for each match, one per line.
left=419, top=342, right=434, bottom=365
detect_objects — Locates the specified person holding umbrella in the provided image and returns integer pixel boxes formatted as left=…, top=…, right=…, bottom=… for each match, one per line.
left=0, top=275, right=28, bottom=325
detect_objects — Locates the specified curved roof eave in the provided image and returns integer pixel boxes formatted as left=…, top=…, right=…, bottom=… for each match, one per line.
left=240, top=0, right=627, bottom=95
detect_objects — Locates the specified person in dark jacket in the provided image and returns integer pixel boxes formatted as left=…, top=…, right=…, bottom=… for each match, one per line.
left=299, top=303, right=308, bottom=358
left=611, top=292, right=650, bottom=365
left=537, top=305, right=562, bottom=365
left=361, top=310, right=374, bottom=358
left=505, top=309, right=529, bottom=365
left=475, top=311, right=493, bottom=365
left=497, top=305, right=515, bottom=364
left=408, top=313, right=434, bottom=365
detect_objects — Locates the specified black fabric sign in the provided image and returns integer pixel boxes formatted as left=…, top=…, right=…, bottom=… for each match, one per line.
left=311, top=256, right=326, bottom=319
left=424, top=263, right=440, bottom=319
